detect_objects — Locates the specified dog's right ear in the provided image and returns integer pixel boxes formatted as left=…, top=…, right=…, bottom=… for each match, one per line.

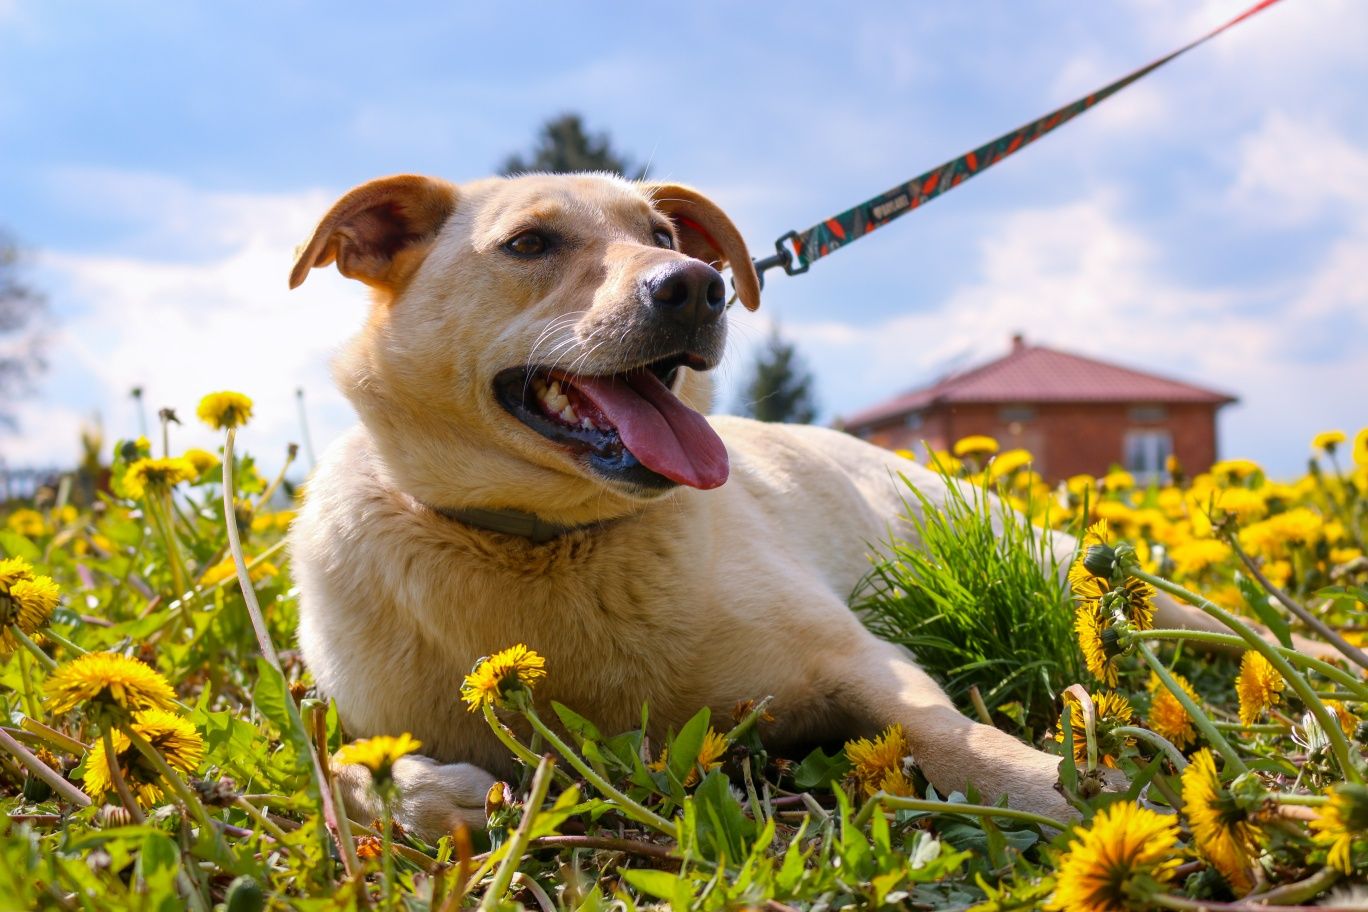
left=289, top=175, right=457, bottom=293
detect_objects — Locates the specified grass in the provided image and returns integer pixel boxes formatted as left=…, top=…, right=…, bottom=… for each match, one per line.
left=855, top=470, right=1082, bottom=735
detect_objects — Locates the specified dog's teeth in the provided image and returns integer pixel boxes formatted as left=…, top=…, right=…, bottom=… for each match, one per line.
left=548, top=381, right=561, bottom=398
left=560, top=405, right=579, bottom=423
left=581, top=418, right=594, bottom=430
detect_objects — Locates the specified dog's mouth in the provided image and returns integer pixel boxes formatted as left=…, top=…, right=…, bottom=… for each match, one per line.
left=494, top=353, right=729, bottom=490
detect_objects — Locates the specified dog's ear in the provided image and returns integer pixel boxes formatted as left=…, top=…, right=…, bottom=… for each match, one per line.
left=643, top=183, right=760, bottom=312
left=289, top=175, right=457, bottom=293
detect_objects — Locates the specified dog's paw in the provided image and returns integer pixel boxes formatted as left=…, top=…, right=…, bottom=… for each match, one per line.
left=336, top=755, right=496, bottom=844
left=391, top=756, right=497, bottom=842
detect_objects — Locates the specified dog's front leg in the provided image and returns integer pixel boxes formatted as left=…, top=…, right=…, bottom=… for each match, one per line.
left=335, top=755, right=496, bottom=842
left=835, top=637, right=1076, bottom=822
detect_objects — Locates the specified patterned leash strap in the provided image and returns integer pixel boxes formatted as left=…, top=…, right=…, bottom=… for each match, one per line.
left=751, top=0, right=1286, bottom=284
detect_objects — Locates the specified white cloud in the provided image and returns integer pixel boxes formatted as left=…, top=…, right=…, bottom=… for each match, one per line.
left=1, top=175, right=366, bottom=473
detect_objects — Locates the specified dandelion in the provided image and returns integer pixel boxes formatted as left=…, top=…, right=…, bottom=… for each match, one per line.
left=47, top=652, right=177, bottom=724
left=122, top=457, right=198, bottom=499
left=6, top=508, right=45, bottom=537
left=952, top=435, right=999, bottom=458
left=83, top=710, right=204, bottom=805
left=1311, top=784, right=1368, bottom=874
left=845, top=724, right=914, bottom=799
left=1075, top=606, right=1120, bottom=688
left=653, top=727, right=730, bottom=787
left=1327, top=701, right=1360, bottom=740
left=1312, top=430, right=1346, bottom=455
left=1236, top=651, right=1284, bottom=727
left=1101, top=469, right=1135, bottom=492
left=1147, top=673, right=1199, bottom=751
left=1211, top=459, right=1261, bottom=481
left=988, top=448, right=1033, bottom=479
left=1111, top=578, right=1155, bottom=631
left=1209, top=487, right=1265, bottom=522
left=1, top=559, right=59, bottom=656
left=1180, top=750, right=1260, bottom=892
left=459, top=644, right=547, bottom=711
left=182, top=448, right=220, bottom=475
left=1354, top=428, right=1368, bottom=467
left=335, top=733, right=422, bottom=788
left=1045, top=802, right=1183, bottom=911
left=1055, top=691, right=1135, bottom=768
left=196, top=391, right=254, bottom=430
left=200, top=557, right=279, bottom=587
left=1168, top=539, right=1230, bottom=578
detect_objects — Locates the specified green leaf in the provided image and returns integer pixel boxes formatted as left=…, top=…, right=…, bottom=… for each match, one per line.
left=666, top=706, right=710, bottom=785
left=792, top=745, right=850, bottom=790
left=621, top=869, right=683, bottom=901
left=0, top=530, right=40, bottom=561
left=251, top=658, right=311, bottom=771
left=553, top=701, right=603, bottom=744
left=1238, top=572, right=1292, bottom=648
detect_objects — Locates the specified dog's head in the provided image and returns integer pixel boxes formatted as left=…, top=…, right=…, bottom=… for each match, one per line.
left=291, top=173, right=760, bottom=523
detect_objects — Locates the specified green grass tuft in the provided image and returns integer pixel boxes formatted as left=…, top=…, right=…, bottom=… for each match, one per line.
left=854, top=469, right=1082, bottom=735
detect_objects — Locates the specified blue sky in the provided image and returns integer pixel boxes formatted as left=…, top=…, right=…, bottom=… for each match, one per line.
left=2, top=0, right=1364, bottom=477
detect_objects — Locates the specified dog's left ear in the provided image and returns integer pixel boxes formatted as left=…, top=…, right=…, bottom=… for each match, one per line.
left=289, top=174, right=457, bottom=294
left=644, top=183, right=760, bottom=312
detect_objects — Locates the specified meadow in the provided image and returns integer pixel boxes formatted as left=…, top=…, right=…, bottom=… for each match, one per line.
left=1, top=397, right=1365, bottom=911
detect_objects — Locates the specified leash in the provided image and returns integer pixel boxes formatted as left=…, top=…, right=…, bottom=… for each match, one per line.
left=749, top=0, right=1286, bottom=286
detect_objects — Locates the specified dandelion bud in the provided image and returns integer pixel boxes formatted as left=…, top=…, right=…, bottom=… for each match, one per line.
left=98, top=804, right=133, bottom=828
left=485, top=780, right=512, bottom=817
left=1082, top=542, right=1117, bottom=579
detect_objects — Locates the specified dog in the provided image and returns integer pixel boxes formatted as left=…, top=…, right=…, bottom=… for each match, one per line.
left=287, top=172, right=1288, bottom=840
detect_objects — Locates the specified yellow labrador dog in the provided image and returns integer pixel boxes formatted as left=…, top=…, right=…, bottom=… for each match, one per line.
left=288, top=172, right=1251, bottom=840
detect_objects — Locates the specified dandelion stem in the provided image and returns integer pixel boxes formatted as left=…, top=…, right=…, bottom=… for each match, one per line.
left=0, top=727, right=90, bottom=807
left=479, top=754, right=555, bottom=912
left=221, top=429, right=281, bottom=670
left=233, top=796, right=294, bottom=849
left=1134, top=641, right=1247, bottom=774
left=1267, top=792, right=1329, bottom=807
left=255, top=445, right=296, bottom=510
left=1224, top=531, right=1368, bottom=670
left=381, top=792, right=396, bottom=910
left=122, top=725, right=219, bottom=838
left=851, top=794, right=1062, bottom=831
left=1111, top=726, right=1188, bottom=771
left=519, top=703, right=676, bottom=836
left=102, top=728, right=146, bottom=825
left=14, top=640, right=44, bottom=721
left=11, top=625, right=57, bottom=672
left=1131, top=569, right=1362, bottom=784
left=1149, top=865, right=1339, bottom=909
left=1138, top=629, right=1368, bottom=701
left=39, top=627, right=88, bottom=658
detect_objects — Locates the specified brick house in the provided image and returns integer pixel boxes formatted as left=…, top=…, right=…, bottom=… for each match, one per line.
left=838, top=335, right=1237, bottom=481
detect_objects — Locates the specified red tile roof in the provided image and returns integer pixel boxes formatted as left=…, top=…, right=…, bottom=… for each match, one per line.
left=842, top=336, right=1237, bottom=428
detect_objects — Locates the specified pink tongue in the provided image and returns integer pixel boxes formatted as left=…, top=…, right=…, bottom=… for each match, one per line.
left=570, top=369, right=729, bottom=489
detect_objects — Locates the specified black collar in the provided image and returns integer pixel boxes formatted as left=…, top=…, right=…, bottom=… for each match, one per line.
left=433, top=505, right=587, bottom=543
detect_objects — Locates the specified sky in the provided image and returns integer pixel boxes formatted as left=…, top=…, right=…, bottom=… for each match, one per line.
left=1, top=0, right=1364, bottom=478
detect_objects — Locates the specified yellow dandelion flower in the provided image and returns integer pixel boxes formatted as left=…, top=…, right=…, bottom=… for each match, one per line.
left=1066, top=474, right=1097, bottom=498
left=1211, top=459, right=1261, bottom=481
left=653, top=727, right=731, bottom=787
left=1169, top=539, right=1230, bottom=578
left=1312, top=430, right=1346, bottom=454
left=1055, top=691, right=1135, bottom=768
left=1101, top=469, right=1135, bottom=492
left=845, top=724, right=913, bottom=799
left=988, top=448, right=1033, bottom=480
left=200, top=557, right=278, bottom=588
left=196, top=391, right=254, bottom=430
left=876, top=766, right=916, bottom=798
left=1311, top=784, right=1368, bottom=874
left=83, top=709, right=204, bottom=805
left=122, top=457, right=198, bottom=499
left=9, top=575, right=59, bottom=632
left=181, top=448, right=220, bottom=475
left=47, top=652, right=177, bottom=724
left=1327, top=701, right=1360, bottom=741
left=334, top=733, right=422, bottom=785
left=1236, top=652, right=1284, bottom=727
left=1353, top=428, right=1368, bottom=467
left=1147, top=673, right=1199, bottom=751
left=5, top=508, right=45, bottom=537
left=1075, top=606, right=1120, bottom=688
left=1181, top=749, right=1260, bottom=892
left=0, top=556, right=34, bottom=589
left=459, top=644, right=547, bottom=712
left=1209, top=487, right=1265, bottom=522
left=953, top=435, right=999, bottom=458
left=1045, top=802, right=1183, bottom=911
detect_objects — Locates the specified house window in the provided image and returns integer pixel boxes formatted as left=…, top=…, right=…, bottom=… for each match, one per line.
left=904, top=412, right=923, bottom=429
left=1000, top=406, right=1036, bottom=423
left=1124, top=430, right=1172, bottom=481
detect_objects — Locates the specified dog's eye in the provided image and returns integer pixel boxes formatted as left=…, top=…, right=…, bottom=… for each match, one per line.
left=504, top=231, right=550, bottom=258
left=652, top=228, right=674, bottom=250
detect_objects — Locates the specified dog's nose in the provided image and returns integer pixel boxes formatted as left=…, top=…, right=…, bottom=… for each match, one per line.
left=643, top=260, right=727, bottom=328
